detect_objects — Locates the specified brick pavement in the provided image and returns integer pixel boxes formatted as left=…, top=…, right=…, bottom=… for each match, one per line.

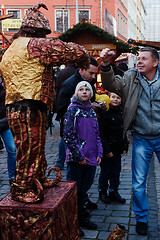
left=0, top=118, right=160, bottom=240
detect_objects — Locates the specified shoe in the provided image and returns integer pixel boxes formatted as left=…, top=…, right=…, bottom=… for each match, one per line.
left=85, top=199, right=98, bottom=209
left=99, top=191, right=110, bottom=204
left=109, top=191, right=126, bottom=204
left=136, top=221, right=148, bottom=236
left=79, top=216, right=98, bottom=230
left=82, top=208, right=90, bottom=218
left=79, top=227, right=84, bottom=237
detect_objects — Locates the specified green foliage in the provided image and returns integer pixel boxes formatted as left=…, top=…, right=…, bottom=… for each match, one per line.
left=58, top=22, right=138, bottom=54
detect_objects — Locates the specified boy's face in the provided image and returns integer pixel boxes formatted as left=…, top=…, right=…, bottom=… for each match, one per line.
left=77, top=86, right=91, bottom=103
left=109, top=92, right=121, bottom=106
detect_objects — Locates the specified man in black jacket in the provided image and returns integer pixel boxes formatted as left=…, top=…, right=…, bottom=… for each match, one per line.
left=56, top=57, right=98, bottom=121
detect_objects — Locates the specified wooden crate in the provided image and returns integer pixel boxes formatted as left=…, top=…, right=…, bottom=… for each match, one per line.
left=0, top=181, right=80, bottom=240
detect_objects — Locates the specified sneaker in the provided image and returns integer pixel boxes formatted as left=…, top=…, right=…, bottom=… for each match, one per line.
left=109, top=191, right=126, bottom=204
left=136, top=221, right=148, bottom=236
left=85, top=199, right=98, bottom=209
left=99, top=191, right=110, bottom=204
left=79, top=217, right=98, bottom=230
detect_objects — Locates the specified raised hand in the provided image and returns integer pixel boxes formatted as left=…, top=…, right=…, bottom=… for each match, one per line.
left=100, top=48, right=116, bottom=65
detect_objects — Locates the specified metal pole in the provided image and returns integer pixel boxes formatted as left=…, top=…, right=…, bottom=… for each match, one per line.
left=101, top=0, right=103, bottom=29
left=76, top=0, right=79, bottom=24
left=62, top=8, right=65, bottom=32
left=1, top=4, right=4, bottom=48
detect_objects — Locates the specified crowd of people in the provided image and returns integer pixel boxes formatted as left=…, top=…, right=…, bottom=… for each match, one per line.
left=0, top=2, right=160, bottom=238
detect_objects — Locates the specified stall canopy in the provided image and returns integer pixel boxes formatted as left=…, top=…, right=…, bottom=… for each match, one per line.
left=58, top=21, right=138, bottom=59
left=128, top=39, right=160, bottom=50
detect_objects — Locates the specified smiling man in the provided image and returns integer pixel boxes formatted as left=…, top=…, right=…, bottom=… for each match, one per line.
left=99, top=47, right=159, bottom=236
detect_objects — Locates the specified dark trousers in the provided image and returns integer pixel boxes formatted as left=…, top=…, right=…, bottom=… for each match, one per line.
left=68, top=162, right=96, bottom=211
left=99, top=154, right=121, bottom=192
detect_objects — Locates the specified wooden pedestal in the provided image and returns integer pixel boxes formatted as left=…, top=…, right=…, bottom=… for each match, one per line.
left=0, top=181, right=80, bottom=240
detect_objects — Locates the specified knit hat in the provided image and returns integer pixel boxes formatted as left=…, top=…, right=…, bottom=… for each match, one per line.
left=21, top=2, right=51, bottom=34
left=75, top=81, right=93, bottom=98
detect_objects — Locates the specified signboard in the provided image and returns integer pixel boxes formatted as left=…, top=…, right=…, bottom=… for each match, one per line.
left=84, top=43, right=116, bottom=57
left=105, top=9, right=117, bottom=37
left=2, top=19, right=22, bottom=29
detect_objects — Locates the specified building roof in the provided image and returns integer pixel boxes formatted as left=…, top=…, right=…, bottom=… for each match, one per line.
left=59, top=21, right=138, bottom=55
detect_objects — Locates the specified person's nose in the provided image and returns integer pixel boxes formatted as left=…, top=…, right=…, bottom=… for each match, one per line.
left=137, top=58, right=142, bottom=64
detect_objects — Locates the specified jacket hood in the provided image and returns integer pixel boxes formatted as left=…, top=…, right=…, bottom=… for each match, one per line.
left=70, top=95, right=91, bottom=107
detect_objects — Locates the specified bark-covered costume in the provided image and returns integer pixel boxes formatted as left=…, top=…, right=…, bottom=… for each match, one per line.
left=0, top=3, right=89, bottom=203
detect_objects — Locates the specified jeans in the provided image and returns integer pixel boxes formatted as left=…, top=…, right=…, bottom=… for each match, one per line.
left=132, top=134, right=160, bottom=223
left=68, top=162, right=96, bottom=210
left=56, top=137, right=66, bottom=169
left=1, top=128, right=16, bottom=179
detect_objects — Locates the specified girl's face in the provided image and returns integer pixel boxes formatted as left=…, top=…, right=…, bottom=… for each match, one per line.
left=109, top=92, right=121, bottom=106
left=77, top=86, right=91, bottom=103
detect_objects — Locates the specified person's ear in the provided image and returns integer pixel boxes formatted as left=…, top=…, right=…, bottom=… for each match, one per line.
left=153, top=59, right=159, bottom=68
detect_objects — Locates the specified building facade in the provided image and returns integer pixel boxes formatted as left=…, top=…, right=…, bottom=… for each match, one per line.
left=143, top=0, right=160, bottom=41
left=1, top=0, right=130, bottom=48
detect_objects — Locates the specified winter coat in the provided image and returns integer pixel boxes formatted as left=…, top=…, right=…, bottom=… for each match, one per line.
left=101, top=64, right=160, bottom=136
left=99, top=105, right=128, bottom=156
left=63, top=96, right=103, bottom=166
left=55, top=63, right=77, bottom=112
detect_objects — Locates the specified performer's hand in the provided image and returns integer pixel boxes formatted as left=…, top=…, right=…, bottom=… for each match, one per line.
left=97, top=157, right=101, bottom=165
left=100, top=48, right=116, bottom=65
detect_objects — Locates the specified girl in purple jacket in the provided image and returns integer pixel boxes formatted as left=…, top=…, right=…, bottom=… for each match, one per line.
left=63, top=81, right=103, bottom=232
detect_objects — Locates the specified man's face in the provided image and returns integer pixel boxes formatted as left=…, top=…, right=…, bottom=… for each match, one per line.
left=80, top=64, right=98, bottom=83
left=136, top=51, right=158, bottom=75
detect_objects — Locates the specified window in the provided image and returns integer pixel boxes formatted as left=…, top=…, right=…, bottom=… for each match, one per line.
left=6, top=9, right=21, bottom=32
left=55, top=9, right=69, bottom=32
left=117, top=10, right=127, bottom=38
left=79, top=10, right=89, bottom=22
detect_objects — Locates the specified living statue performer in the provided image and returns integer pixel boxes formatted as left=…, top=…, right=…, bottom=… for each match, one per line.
left=0, top=2, right=89, bottom=203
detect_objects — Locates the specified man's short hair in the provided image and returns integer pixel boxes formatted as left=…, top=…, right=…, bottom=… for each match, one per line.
left=90, top=57, right=98, bottom=67
left=140, top=47, right=159, bottom=61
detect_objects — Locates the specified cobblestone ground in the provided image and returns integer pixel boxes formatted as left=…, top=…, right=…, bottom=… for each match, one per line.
left=0, top=118, right=160, bottom=239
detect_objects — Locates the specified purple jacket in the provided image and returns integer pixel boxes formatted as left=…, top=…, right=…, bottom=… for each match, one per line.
left=63, top=96, right=103, bottom=166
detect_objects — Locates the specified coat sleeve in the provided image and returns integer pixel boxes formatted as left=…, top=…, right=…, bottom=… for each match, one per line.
left=63, top=108, right=86, bottom=162
left=27, top=38, right=89, bottom=68
left=95, top=121, right=103, bottom=158
left=100, top=65, right=124, bottom=97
